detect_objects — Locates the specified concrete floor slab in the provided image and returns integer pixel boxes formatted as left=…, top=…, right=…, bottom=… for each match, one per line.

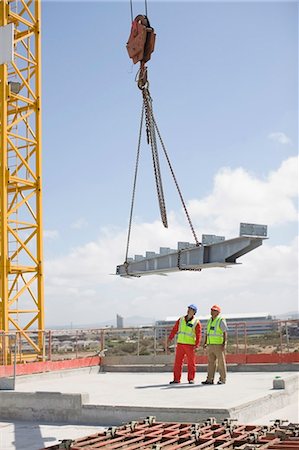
left=12, top=370, right=298, bottom=409
left=0, top=369, right=298, bottom=450
left=0, top=421, right=105, bottom=450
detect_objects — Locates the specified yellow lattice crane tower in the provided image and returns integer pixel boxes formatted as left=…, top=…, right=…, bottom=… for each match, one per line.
left=0, top=0, right=44, bottom=364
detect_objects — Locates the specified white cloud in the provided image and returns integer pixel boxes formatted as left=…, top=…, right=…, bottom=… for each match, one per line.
left=188, top=156, right=298, bottom=236
left=268, top=132, right=292, bottom=145
left=44, top=157, right=298, bottom=326
left=71, top=218, right=88, bottom=230
left=65, top=287, right=96, bottom=297
left=44, top=229, right=59, bottom=240
left=45, top=234, right=298, bottom=326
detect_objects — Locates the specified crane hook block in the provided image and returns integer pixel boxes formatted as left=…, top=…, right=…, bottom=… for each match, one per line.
left=126, top=15, right=156, bottom=64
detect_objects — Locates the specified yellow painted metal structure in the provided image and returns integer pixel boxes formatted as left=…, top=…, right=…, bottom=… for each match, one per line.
left=0, top=0, right=44, bottom=364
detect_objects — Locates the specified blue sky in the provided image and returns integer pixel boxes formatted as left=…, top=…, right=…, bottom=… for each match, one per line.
left=41, top=1, right=298, bottom=326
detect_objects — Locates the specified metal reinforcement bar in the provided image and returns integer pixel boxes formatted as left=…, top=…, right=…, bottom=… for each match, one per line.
left=116, top=223, right=268, bottom=277
left=41, top=417, right=299, bottom=449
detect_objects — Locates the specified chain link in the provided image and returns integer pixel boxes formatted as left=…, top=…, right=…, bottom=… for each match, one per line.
left=125, top=69, right=201, bottom=273
left=152, top=109, right=201, bottom=247
left=177, top=250, right=202, bottom=272
left=143, top=88, right=168, bottom=228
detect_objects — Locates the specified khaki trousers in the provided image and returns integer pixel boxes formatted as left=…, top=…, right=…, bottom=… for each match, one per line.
left=207, top=344, right=226, bottom=382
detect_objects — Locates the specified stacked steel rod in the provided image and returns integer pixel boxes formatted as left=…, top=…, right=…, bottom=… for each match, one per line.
left=41, top=417, right=299, bottom=449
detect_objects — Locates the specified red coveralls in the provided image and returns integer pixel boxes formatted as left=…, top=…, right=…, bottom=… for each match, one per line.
left=168, top=316, right=202, bottom=383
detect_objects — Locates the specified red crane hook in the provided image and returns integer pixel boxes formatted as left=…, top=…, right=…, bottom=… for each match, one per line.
left=126, top=15, right=156, bottom=89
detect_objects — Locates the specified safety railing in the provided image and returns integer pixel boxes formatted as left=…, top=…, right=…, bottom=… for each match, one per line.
left=0, top=319, right=298, bottom=366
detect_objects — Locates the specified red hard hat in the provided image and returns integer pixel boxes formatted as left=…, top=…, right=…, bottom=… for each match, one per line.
left=211, top=304, right=221, bottom=312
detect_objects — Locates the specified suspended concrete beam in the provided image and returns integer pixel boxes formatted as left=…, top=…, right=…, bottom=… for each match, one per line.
left=116, top=223, right=267, bottom=277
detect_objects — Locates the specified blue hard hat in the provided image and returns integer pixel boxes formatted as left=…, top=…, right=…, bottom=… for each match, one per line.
left=188, top=304, right=197, bottom=313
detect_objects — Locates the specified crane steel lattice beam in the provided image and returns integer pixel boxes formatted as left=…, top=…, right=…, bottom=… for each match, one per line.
left=0, top=0, right=44, bottom=364
left=116, top=223, right=267, bottom=277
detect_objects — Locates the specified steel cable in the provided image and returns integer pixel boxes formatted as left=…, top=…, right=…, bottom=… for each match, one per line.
left=124, top=104, right=144, bottom=265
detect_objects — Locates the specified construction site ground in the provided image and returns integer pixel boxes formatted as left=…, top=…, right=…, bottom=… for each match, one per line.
left=0, top=367, right=298, bottom=450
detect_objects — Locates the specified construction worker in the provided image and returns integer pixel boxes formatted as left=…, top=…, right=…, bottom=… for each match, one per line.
left=167, top=304, right=202, bottom=384
left=202, top=304, right=228, bottom=385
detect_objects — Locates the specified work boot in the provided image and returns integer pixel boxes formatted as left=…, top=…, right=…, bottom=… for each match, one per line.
left=201, top=380, right=214, bottom=385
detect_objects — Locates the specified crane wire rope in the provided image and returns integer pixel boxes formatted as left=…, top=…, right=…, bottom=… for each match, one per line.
left=130, top=0, right=133, bottom=22
left=124, top=104, right=144, bottom=268
left=129, top=0, right=148, bottom=22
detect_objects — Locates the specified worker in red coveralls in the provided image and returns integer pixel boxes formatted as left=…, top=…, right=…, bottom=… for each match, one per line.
left=167, top=304, right=201, bottom=384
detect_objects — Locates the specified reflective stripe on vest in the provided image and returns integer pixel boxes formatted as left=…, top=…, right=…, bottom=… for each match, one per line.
left=177, top=316, right=197, bottom=345
left=207, top=316, right=224, bottom=344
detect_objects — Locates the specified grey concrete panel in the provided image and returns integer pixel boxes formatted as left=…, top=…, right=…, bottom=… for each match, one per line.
left=0, top=378, right=15, bottom=390
left=0, top=392, right=88, bottom=423
left=273, top=378, right=286, bottom=389
left=116, top=236, right=265, bottom=276
left=240, top=223, right=268, bottom=237
left=81, top=404, right=231, bottom=426
left=202, top=235, right=225, bottom=245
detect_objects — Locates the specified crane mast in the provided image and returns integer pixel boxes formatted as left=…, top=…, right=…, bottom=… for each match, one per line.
left=0, top=0, right=44, bottom=364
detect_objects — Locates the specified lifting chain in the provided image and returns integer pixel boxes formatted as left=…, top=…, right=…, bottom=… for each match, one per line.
left=142, top=87, right=168, bottom=228
left=124, top=81, right=201, bottom=266
left=124, top=8, right=201, bottom=268
left=151, top=109, right=201, bottom=247
left=177, top=250, right=202, bottom=272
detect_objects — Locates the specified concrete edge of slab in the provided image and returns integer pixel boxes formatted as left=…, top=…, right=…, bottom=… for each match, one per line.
left=0, top=374, right=297, bottom=426
left=0, top=377, right=15, bottom=390
left=14, top=365, right=100, bottom=383
left=101, top=363, right=299, bottom=373
left=226, top=374, right=298, bottom=423
left=81, top=374, right=299, bottom=425
left=229, top=390, right=294, bottom=423
left=80, top=405, right=231, bottom=426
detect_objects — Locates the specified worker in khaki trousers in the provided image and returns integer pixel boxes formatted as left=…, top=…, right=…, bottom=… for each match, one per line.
left=202, top=305, right=228, bottom=385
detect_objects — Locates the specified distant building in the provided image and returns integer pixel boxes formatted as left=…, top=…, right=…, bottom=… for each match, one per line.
left=155, top=312, right=275, bottom=339
left=116, top=314, right=124, bottom=329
